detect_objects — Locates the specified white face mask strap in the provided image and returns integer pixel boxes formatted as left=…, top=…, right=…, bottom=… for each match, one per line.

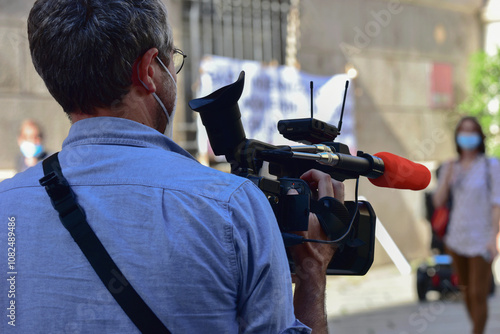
left=155, top=56, right=177, bottom=138
left=156, top=57, right=177, bottom=89
left=136, top=60, right=174, bottom=128
left=152, top=92, right=170, bottom=122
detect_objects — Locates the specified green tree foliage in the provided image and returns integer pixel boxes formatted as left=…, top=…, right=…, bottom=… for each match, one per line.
left=459, top=49, right=500, bottom=157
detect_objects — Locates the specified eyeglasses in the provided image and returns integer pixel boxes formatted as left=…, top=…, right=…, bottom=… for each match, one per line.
left=172, top=48, right=187, bottom=74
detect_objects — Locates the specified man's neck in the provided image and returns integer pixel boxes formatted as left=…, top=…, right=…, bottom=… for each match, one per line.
left=68, top=87, right=166, bottom=133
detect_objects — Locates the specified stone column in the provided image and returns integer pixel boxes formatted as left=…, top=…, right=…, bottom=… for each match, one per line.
left=483, top=0, right=500, bottom=55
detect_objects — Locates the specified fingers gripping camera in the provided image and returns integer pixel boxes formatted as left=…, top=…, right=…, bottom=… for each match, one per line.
left=311, top=197, right=351, bottom=240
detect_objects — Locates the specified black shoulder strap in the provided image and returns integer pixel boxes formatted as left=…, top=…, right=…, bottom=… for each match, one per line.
left=39, top=153, right=171, bottom=334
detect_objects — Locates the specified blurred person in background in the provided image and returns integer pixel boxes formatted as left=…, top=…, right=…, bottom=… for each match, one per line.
left=433, top=116, right=500, bottom=334
left=16, top=119, right=48, bottom=172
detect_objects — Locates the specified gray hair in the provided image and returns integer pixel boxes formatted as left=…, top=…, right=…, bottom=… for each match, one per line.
left=28, top=0, right=174, bottom=115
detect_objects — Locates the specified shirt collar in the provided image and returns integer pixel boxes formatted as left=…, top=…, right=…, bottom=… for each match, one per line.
left=62, top=117, right=196, bottom=161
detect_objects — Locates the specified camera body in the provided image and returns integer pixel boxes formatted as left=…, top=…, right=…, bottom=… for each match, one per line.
left=189, top=71, right=378, bottom=275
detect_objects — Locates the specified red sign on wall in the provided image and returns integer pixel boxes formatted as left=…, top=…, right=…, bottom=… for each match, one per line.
left=430, top=63, right=454, bottom=109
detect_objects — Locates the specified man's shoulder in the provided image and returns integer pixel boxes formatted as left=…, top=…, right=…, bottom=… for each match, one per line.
left=164, top=154, right=260, bottom=203
left=57, top=145, right=256, bottom=204
left=140, top=150, right=269, bottom=210
left=0, top=165, right=42, bottom=194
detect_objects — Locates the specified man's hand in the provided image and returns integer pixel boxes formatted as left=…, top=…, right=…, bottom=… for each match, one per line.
left=301, top=169, right=345, bottom=203
left=290, top=170, right=344, bottom=281
left=288, top=169, right=344, bottom=334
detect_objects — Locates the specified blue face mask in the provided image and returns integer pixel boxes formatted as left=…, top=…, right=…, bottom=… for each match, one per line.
left=456, top=132, right=481, bottom=151
left=20, top=141, right=43, bottom=158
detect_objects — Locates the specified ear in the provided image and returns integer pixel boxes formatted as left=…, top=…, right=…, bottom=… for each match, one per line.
left=133, top=48, right=159, bottom=93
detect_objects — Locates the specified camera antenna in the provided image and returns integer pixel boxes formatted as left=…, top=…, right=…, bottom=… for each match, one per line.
left=337, top=80, right=349, bottom=133
left=310, top=81, right=314, bottom=118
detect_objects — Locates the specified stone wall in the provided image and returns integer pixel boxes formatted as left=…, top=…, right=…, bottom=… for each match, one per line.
left=0, top=7, right=69, bottom=172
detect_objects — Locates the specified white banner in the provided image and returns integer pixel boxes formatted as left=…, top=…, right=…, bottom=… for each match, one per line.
left=195, top=55, right=356, bottom=156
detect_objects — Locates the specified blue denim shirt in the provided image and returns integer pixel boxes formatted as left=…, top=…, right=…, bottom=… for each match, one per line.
left=0, top=117, right=310, bottom=333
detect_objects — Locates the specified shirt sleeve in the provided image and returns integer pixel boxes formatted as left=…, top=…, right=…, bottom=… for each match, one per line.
left=279, top=319, right=313, bottom=333
left=488, top=158, right=500, bottom=206
left=228, top=181, right=312, bottom=334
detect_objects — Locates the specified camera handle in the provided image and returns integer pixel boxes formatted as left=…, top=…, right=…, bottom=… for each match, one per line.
left=310, top=197, right=351, bottom=240
left=248, top=176, right=352, bottom=247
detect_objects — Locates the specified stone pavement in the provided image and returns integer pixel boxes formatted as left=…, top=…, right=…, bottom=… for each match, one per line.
left=325, top=259, right=500, bottom=334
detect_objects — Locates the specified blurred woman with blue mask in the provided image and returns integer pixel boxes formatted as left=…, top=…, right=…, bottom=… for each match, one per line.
left=433, top=116, right=500, bottom=334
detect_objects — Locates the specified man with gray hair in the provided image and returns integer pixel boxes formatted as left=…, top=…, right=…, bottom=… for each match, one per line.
left=0, top=0, right=342, bottom=333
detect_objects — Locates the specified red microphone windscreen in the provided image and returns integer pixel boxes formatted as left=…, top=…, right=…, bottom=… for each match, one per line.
left=368, top=152, right=431, bottom=190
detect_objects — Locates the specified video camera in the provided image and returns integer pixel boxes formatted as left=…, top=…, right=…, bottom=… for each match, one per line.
left=189, top=71, right=430, bottom=275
